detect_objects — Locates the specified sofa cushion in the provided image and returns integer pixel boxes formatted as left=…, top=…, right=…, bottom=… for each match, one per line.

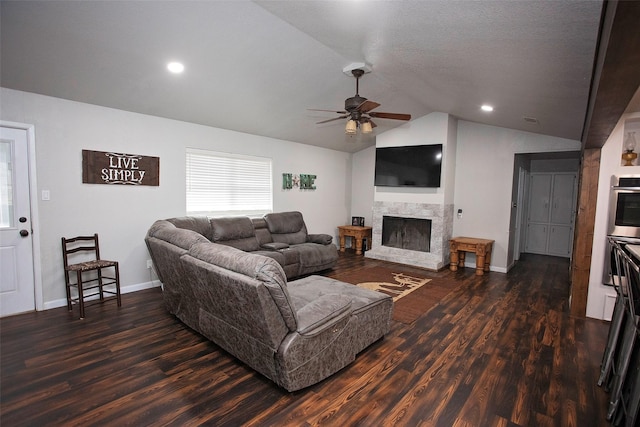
left=264, top=211, right=308, bottom=245
left=261, top=242, right=290, bottom=250
left=189, top=242, right=298, bottom=331
left=254, top=261, right=298, bottom=331
left=295, top=294, right=352, bottom=335
left=148, top=220, right=211, bottom=250
left=210, top=216, right=261, bottom=252
left=252, top=218, right=273, bottom=245
left=308, top=234, right=333, bottom=245
left=288, top=275, right=391, bottom=316
left=253, top=250, right=300, bottom=279
left=165, top=216, right=213, bottom=241
left=294, top=243, right=337, bottom=269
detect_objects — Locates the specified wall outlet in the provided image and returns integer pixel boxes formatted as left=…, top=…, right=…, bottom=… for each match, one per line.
left=146, top=259, right=152, bottom=269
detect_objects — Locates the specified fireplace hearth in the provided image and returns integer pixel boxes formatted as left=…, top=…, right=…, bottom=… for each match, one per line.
left=382, top=216, right=431, bottom=252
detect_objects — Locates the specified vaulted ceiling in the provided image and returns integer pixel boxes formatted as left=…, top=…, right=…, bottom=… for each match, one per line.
left=0, top=1, right=610, bottom=153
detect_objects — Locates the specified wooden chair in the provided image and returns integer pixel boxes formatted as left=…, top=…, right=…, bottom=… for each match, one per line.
left=61, top=234, right=121, bottom=319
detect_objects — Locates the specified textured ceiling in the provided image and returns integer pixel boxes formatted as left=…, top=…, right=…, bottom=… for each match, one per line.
left=0, top=1, right=604, bottom=153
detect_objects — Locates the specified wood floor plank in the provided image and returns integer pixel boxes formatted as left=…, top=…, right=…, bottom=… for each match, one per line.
left=0, top=252, right=612, bottom=426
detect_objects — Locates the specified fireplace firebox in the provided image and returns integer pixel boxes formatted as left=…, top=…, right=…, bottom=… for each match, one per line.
left=382, top=216, right=431, bottom=253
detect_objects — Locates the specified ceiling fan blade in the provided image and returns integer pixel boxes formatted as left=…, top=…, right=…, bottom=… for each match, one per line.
left=356, top=100, right=381, bottom=113
left=308, top=108, right=348, bottom=114
left=316, top=115, right=349, bottom=124
left=369, top=112, right=411, bottom=121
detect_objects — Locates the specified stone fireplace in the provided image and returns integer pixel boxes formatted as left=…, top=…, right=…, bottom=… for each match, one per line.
left=366, top=201, right=453, bottom=270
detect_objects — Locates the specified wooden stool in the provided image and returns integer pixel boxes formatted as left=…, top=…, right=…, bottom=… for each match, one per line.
left=449, top=237, right=494, bottom=275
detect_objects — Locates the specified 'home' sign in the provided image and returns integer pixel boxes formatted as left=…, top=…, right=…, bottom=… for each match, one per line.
left=82, top=150, right=160, bottom=186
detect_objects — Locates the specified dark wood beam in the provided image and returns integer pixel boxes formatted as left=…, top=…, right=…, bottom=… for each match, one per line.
left=582, top=0, right=640, bottom=149
left=571, top=148, right=600, bottom=317
left=571, top=1, right=640, bottom=317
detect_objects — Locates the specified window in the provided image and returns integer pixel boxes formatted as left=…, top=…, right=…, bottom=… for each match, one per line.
left=0, top=141, right=14, bottom=228
left=186, top=148, right=273, bottom=217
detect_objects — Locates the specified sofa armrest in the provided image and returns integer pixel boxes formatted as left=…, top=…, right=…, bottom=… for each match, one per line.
left=296, top=294, right=352, bottom=335
left=261, top=242, right=290, bottom=251
left=307, top=233, right=333, bottom=245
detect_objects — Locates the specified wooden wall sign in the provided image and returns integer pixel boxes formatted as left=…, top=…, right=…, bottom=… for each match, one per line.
left=82, top=150, right=159, bottom=186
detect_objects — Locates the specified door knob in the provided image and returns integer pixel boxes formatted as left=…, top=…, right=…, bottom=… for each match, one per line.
left=19, top=229, right=29, bottom=237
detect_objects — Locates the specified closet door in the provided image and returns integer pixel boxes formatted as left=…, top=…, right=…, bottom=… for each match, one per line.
left=528, top=174, right=552, bottom=223
left=525, top=174, right=552, bottom=254
left=547, top=225, right=573, bottom=256
left=548, top=174, right=576, bottom=256
left=551, top=174, right=576, bottom=224
left=525, top=172, right=576, bottom=257
left=526, top=223, right=549, bottom=253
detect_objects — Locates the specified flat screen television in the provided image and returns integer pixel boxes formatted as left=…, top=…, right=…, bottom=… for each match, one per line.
left=374, top=144, right=443, bottom=188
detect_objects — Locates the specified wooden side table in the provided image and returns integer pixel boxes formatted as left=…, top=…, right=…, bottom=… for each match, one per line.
left=337, top=225, right=372, bottom=255
left=449, top=237, right=494, bottom=275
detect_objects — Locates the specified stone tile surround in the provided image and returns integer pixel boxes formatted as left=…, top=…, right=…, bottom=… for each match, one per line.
left=366, top=201, right=454, bottom=270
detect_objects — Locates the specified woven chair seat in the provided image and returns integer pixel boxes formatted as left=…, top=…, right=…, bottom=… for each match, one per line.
left=66, top=260, right=118, bottom=272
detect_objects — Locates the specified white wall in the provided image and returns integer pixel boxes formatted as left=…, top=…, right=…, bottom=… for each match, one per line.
left=350, top=145, right=375, bottom=226
left=454, top=121, right=581, bottom=271
left=1, top=88, right=351, bottom=309
left=587, top=112, right=640, bottom=319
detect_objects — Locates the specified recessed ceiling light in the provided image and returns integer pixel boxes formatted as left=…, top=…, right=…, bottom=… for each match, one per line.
left=167, top=62, right=184, bottom=74
left=481, top=104, right=494, bottom=112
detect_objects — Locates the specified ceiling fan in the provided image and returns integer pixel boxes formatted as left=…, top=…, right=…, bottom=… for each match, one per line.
left=309, top=69, right=411, bottom=134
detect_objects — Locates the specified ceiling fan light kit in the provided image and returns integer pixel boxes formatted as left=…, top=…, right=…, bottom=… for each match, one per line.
left=346, top=120, right=358, bottom=135
left=311, top=65, right=411, bottom=136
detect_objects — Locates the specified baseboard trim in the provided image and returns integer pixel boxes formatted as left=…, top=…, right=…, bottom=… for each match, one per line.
left=462, top=262, right=507, bottom=274
left=42, top=280, right=161, bottom=311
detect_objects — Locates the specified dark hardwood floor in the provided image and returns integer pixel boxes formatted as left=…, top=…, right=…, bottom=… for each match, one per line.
left=1, top=252, right=611, bottom=426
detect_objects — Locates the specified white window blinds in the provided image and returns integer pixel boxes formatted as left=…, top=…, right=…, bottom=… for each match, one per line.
left=186, top=148, right=273, bottom=217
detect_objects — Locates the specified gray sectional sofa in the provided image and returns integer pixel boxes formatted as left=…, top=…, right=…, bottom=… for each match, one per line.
left=166, top=211, right=338, bottom=279
left=145, top=212, right=393, bottom=391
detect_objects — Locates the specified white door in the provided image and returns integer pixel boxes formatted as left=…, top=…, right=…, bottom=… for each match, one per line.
left=524, top=172, right=577, bottom=258
left=525, top=173, right=552, bottom=254
left=526, top=223, right=549, bottom=253
left=514, top=167, right=528, bottom=261
left=548, top=225, right=573, bottom=256
left=550, top=174, right=576, bottom=224
left=0, top=126, right=35, bottom=316
left=528, top=174, right=552, bottom=223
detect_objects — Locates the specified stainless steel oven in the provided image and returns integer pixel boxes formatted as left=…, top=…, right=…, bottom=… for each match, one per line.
left=609, top=175, right=640, bottom=237
left=604, top=175, right=640, bottom=284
